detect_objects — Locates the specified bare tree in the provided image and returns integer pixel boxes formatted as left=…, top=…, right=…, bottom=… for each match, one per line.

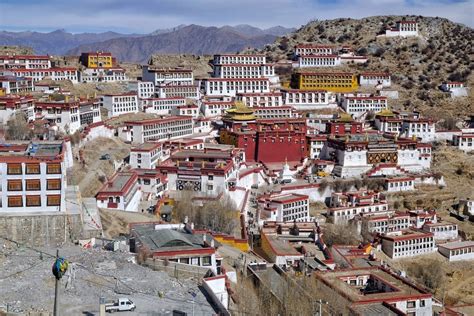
left=5, top=113, right=32, bottom=140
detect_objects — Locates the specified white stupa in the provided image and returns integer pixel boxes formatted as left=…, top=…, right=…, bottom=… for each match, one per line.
left=279, top=158, right=296, bottom=183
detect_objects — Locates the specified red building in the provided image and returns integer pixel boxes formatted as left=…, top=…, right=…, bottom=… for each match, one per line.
left=325, top=113, right=363, bottom=135
left=219, top=102, right=307, bottom=164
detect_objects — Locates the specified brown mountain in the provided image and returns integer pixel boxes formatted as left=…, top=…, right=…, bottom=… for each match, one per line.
left=66, top=25, right=278, bottom=63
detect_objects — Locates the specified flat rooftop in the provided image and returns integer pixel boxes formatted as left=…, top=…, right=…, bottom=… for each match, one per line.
left=131, top=142, right=161, bottom=152
left=0, top=142, right=63, bottom=158
left=100, top=172, right=136, bottom=193
left=270, top=193, right=308, bottom=204
left=316, top=267, right=430, bottom=303
left=264, top=234, right=302, bottom=256
left=438, top=241, right=474, bottom=250
left=131, top=224, right=219, bottom=253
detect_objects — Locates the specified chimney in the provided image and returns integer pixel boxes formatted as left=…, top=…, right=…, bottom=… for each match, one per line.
left=211, top=239, right=215, bottom=248
left=203, top=234, right=207, bottom=243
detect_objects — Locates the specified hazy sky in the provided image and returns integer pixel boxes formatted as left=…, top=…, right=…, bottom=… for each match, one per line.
left=0, top=0, right=472, bottom=33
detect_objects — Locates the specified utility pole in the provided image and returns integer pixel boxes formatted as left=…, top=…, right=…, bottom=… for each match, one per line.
left=53, top=249, right=59, bottom=316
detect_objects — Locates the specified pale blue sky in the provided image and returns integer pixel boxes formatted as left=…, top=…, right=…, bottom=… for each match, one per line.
left=0, top=0, right=472, bottom=33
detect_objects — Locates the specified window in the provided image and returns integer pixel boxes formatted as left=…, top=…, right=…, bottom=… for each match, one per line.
left=202, top=256, right=211, bottom=266
left=208, top=175, right=214, bottom=180
left=47, top=195, right=61, bottom=206
left=26, top=195, right=41, bottom=207
left=46, top=163, right=61, bottom=174
left=191, top=257, right=199, bottom=265
left=7, top=180, right=22, bottom=191
left=8, top=196, right=23, bottom=207
left=419, top=300, right=425, bottom=307
left=47, top=179, right=61, bottom=190
left=26, top=163, right=41, bottom=174
left=207, top=185, right=213, bottom=191
left=407, top=301, right=416, bottom=308
left=26, top=179, right=41, bottom=191
left=7, top=163, right=22, bottom=175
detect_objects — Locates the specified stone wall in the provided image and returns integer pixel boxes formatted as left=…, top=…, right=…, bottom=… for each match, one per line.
left=0, top=213, right=82, bottom=247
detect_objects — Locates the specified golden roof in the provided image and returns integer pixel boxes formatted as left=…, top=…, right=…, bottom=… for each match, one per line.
left=225, top=101, right=255, bottom=121
left=376, top=108, right=395, bottom=117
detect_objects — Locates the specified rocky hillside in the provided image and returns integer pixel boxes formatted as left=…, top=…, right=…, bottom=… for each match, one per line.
left=66, top=25, right=279, bottom=63
left=263, top=15, right=474, bottom=121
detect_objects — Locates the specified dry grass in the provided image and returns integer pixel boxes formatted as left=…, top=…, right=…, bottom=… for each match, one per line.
left=69, top=137, right=131, bottom=197
left=99, top=208, right=157, bottom=238
left=393, top=253, right=474, bottom=306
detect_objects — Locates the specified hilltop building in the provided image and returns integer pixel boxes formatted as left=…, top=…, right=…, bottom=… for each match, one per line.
left=384, top=21, right=419, bottom=37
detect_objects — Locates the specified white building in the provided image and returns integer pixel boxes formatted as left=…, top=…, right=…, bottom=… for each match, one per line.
left=122, top=116, right=194, bottom=144
left=381, top=230, right=436, bottom=259
left=130, top=142, right=163, bottom=169
left=201, top=97, right=234, bottom=118
left=453, top=131, right=474, bottom=152
left=385, top=21, right=419, bottom=37
left=96, top=171, right=142, bottom=212
left=421, top=222, right=458, bottom=241
left=0, top=95, right=35, bottom=124
left=0, top=55, right=51, bottom=69
left=203, top=78, right=270, bottom=97
left=0, top=141, right=69, bottom=213
left=2, top=68, right=79, bottom=83
left=327, top=191, right=391, bottom=224
left=80, top=67, right=128, bottom=83
left=384, top=177, right=415, bottom=192
left=321, top=134, right=432, bottom=178
left=157, top=149, right=244, bottom=196
left=298, top=55, right=341, bottom=68
left=359, top=72, right=391, bottom=87
left=440, top=82, right=468, bottom=97
left=0, top=76, right=34, bottom=94
left=258, top=193, right=310, bottom=222
left=438, top=241, right=474, bottom=262
left=401, top=118, right=436, bottom=142
left=143, top=97, right=186, bottom=115
left=212, top=64, right=276, bottom=79
left=281, top=89, right=336, bottom=110
left=127, top=81, right=155, bottom=99
left=306, top=135, right=327, bottom=159
left=236, top=92, right=283, bottom=107
left=34, top=98, right=82, bottom=134
left=212, top=54, right=267, bottom=65
left=294, top=44, right=334, bottom=57
left=143, top=67, right=199, bottom=100
left=341, top=96, right=388, bottom=118
left=142, top=66, right=194, bottom=86
left=253, top=106, right=296, bottom=120
left=172, top=104, right=200, bottom=118
left=364, top=213, right=411, bottom=235
left=101, top=92, right=139, bottom=118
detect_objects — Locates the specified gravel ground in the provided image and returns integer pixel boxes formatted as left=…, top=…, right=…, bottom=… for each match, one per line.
left=0, top=244, right=216, bottom=315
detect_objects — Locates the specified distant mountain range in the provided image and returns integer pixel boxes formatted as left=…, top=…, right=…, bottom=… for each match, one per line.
left=0, top=24, right=295, bottom=62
